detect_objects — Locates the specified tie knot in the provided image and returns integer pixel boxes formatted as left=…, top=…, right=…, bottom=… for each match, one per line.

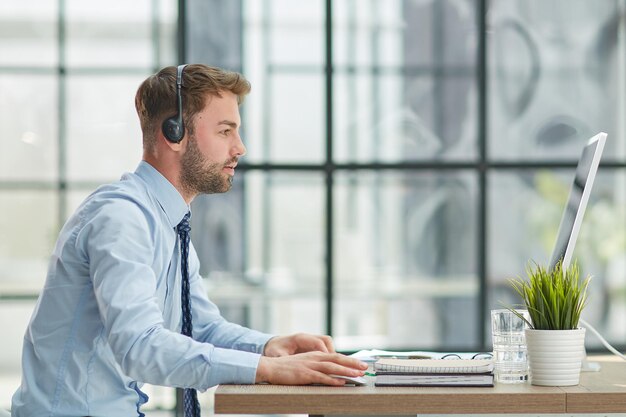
left=177, top=212, right=191, bottom=234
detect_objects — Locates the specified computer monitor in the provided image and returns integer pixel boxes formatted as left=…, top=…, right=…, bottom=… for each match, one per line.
left=548, top=132, right=607, bottom=272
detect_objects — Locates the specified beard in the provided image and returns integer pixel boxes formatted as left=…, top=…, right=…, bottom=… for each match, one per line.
left=180, top=135, right=234, bottom=195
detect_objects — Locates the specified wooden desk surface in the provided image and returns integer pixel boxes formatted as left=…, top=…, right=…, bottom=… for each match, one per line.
left=563, top=356, right=626, bottom=413
left=214, top=356, right=626, bottom=415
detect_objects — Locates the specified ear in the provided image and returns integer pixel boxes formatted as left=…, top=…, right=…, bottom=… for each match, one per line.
left=158, top=130, right=186, bottom=152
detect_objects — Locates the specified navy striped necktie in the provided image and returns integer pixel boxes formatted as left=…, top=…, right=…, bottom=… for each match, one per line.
left=177, top=212, right=201, bottom=417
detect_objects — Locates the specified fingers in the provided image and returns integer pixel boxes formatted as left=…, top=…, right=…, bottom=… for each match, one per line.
left=298, top=351, right=368, bottom=375
left=319, top=335, right=335, bottom=353
left=319, top=351, right=368, bottom=370
left=302, top=335, right=330, bottom=353
left=264, top=333, right=339, bottom=356
left=293, top=333, right=336, bottom=354
left=257, top=353, right=368, bottom=386
left=311, top=359, right=366, bottom=377
left=299, top=369, right=350, bottom=386
left=302, top=355, right=367, bottom=386
left=326, top=354, right=368, bottom=374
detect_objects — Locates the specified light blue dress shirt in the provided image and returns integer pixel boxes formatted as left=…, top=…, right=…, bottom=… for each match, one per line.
left=11, top=161, right=273, bottom=417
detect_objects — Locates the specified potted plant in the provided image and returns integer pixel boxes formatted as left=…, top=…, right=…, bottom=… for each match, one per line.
left=508, top=260, right=591, bottom=386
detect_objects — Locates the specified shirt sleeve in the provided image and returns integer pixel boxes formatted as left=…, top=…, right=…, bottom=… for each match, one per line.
left=77, top=197, right=267, bottom=390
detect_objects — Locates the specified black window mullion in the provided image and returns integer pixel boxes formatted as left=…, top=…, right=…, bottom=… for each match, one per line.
left=324, top=0, right=334, bottom=337
left=178, top=0, right=186, bottom=64
left=57, top=0, right=67, bottom=229
left=477, top=0, right=489, bottom=351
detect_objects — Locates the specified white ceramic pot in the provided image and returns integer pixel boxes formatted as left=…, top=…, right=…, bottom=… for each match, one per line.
left=525, top=328, right=586, bottom=386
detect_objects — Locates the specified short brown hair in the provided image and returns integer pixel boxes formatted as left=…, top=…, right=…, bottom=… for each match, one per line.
left=135, top=64, right=251, bottom=152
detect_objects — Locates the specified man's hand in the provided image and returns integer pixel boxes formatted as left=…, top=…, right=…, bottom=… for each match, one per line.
left=263, top=333, right=335, bottom=357
left=255, top=351, right=368, bottom=386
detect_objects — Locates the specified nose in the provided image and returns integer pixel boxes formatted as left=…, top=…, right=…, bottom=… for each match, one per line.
left=233, top=133, right=246, bottom=157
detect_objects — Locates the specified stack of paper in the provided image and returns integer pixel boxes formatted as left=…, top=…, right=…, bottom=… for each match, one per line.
left=374, top=358, right=494, bottom=387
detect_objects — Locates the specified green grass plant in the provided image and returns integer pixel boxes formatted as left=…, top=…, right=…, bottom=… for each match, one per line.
left=508, top=260, right=591, bottom=330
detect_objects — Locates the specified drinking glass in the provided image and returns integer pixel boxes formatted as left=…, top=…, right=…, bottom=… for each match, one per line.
left=491, top=309, right=530, bottom=384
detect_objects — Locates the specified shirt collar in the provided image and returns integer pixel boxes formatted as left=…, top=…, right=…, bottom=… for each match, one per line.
left=135, top=160, right=190, bottom=228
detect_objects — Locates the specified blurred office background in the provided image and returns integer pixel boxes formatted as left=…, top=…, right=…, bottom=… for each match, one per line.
left=2, top=0, right=626, bottom=414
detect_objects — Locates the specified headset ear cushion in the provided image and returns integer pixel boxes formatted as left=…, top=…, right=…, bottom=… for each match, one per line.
left=162, top=64, right=187, bottom=143
left=162, top=117, right=184, bottom=143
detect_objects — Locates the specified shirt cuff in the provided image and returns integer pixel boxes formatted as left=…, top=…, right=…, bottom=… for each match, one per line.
left=206, top=348, right=262, bottom=387
left=233, top=331, right=275, bottom=355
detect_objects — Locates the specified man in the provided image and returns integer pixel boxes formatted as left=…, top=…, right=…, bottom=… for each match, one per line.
left=11, top=64, right=367, bottom=416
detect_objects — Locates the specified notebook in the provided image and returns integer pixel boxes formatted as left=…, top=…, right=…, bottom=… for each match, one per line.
left=375, top=372, right=494, bottom=387
left=374, top=358, right=494, bottom=374
left=374, top=358, right=494, bottom=387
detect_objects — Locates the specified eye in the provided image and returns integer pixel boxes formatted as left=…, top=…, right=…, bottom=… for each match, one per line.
left=220, top=129, right=231, bottom=136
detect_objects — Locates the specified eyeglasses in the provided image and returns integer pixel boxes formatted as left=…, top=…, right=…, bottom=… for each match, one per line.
left=440, top=352, right=493, bottom=360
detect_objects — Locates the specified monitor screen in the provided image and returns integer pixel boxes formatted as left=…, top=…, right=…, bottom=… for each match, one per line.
left=548, top=132, right=607, bottom=271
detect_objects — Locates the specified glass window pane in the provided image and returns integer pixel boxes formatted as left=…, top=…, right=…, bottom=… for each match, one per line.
left=0, top=74, right=58, bottom=181
left=66, top=74, right=145, bottom=182
left=192, top=171, right=325, bottom=335
left=334, top=0, right=477, bottom=68
left=66, top=0, right=153, bottom=68
left=269, top=0, right=323, bottom=66
left=334, top=73, right=476, bottom=162
left=157, top=0, right=178, bottom=67
left=488, top=170, right=626, bottom=347
left=0, top=191, right=58, bottom=294
left=333, top=0, right=403, bottom=67
left=334, top=171, right=479, bottom=351
left=244, top=73, right=324, bottom=163
left=242, top=1, right=324, bottom=163
left=333, top=0, right=477, bottom=163
left=0, top=0, right=58, bottom=67
left=403, top=0, right=478, bottom=68
left=488, top=1, right=626, bottom=160
left=187, top=1, right=244, bottom=68
left=334, top=73, right=406, bottom=162
left=333, top=0, right=478, bottom=71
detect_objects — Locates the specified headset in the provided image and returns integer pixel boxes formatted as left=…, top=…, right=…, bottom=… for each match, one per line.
left=162, top=64, right=188, bottom=143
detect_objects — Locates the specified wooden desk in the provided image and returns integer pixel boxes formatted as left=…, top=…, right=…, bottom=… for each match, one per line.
left=214, top=356, right=626, bottom=415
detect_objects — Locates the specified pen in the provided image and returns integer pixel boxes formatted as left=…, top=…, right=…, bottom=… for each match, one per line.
left=364, top=371, right=376, bottom=377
